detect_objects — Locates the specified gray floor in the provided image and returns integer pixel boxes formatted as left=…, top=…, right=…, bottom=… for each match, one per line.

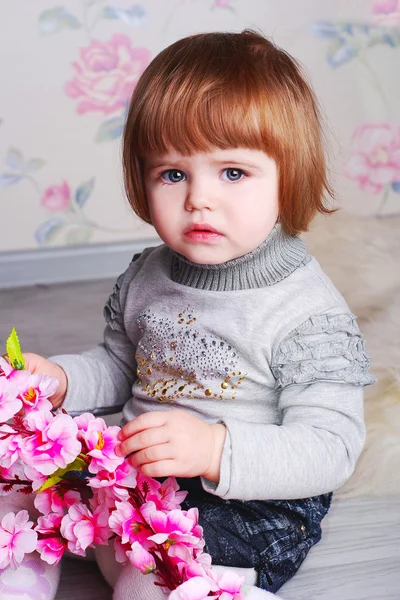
left=1, top=280, right=399, bottom=600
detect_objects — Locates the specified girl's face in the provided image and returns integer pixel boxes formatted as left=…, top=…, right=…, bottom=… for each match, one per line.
left=143, top=148, right=279, bottom=265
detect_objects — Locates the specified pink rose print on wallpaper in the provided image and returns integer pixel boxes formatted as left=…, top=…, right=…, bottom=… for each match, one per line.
left=38, top=4, right=150, bottom=142
left=35, top=177, right=131, bottom=245
left=65, top=34, right=151, bottom=142
left=310, top=5, right=400, bottom=217
left=372, top=0, right=400, bottom=25
left=0, top=147, right=130, bottom=245
left=346, top=123, right=400, bottom=215
left=2, top=2, right=239, bottom=248
left=41, top=181, right=71, bottom=212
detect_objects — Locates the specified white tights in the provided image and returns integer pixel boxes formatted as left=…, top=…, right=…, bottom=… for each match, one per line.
left=95, top=543, right=282, bottom=600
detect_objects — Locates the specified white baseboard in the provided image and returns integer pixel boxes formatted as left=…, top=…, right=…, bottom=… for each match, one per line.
left=0, top=238, right=160, bottom=289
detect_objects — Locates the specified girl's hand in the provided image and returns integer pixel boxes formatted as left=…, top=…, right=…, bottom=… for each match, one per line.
left=116, top=410, right=226, bottom=482
left=22, top=353, right=68, bottom=409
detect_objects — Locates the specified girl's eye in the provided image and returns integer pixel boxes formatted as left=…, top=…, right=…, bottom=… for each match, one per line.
left=222, top=168, right=245, bottom=182
left=161, top=169, right=186, bottom=184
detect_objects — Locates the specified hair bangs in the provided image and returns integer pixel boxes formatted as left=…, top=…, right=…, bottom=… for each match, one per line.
left=133, top=79, right=274, bottom=158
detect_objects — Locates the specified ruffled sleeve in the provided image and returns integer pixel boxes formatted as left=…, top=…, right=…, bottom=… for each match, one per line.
left=103, top=272, right=125, bottom=332
left=103, top=252, right=142, bottom=332
left=271, top=313, right=375, bottom=388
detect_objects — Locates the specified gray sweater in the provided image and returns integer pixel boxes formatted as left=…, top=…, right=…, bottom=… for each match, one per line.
left=52, top=225, right=374, bottom=501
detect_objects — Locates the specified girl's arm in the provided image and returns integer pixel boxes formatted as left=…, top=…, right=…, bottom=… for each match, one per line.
left=50, top=324, right=137, bottom=416
left=46, top=254, right=146, bottom=416
left=201, top=312, right=374, bottom=500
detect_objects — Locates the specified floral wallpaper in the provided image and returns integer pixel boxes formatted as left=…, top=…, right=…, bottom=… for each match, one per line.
left=0, top=0, right=399, bottom=251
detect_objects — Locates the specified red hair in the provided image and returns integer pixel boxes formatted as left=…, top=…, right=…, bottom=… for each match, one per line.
left=123, top=30, right=335, bottom=235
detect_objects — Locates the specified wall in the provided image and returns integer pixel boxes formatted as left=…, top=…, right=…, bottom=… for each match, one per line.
left=1, top=0, right=399, bottom=253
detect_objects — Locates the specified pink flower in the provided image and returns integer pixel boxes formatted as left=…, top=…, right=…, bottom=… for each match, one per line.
left=41, top=182, right=71, bottom=212
left=168, top=576, right=214, bottom=600
left=213, top=0, right=233, bottom=8
left=108, top=500, right=152, bottom=547
left=12, top=371, right=56, bottom=414
left=24, top=464, right=47, bottom=492
left=143, top=503, right=204, bottom=558
left=89, top=485, right=123, bottom=512
left=35, top=513, right=65, bottom=564
left=0, top=378, right=21, bottom=421
left=345, top=123, right=400, bottom=194
left=136, top=473, right=187, bottom=511
left=34, top=488, right=82, bottom=516
left=126, top=541, right=156, bottom=574
left=60, top=503, right=109, bottom=557
left=372, top=1, right=400, bottom=24
left=74, top=412, right=98, bottom=433
left=65, top=34, right=151, bottom=115
left=88, top=459, right=137, bottom=493
left=114, top=538, right=132, bottom=565
left=373, top=0, right=398, bottom=12
left=0, top=425, right=21, bottom=469
left=211, top=570, right=244, bottom=600
left=0, top=357, right=18, bottom=378
left=0, top=510, right=38, bottom=569
left=20, top=411, right=81, bottom=475
left=77, top=416, right=124, bottom=474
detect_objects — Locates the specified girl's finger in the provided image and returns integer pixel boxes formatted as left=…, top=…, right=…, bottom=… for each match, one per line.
left=118, top=426, right=169, bottom=457
left=119, top=411, right=168, bottom=440
left=135, top=459, right=178, bottom=479
left=128, top=443, right=173, bottom=467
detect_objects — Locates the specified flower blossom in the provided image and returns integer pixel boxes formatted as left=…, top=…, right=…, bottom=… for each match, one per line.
left=0, top=510, right=38, bottom=569
left=168, top=576, right=216, bottom=600
left=11, top=370, right=56, bottom=414
left=35, top=512, right=65, bottom=564
left=345, top=123, right=400, bottom=194
left=109, top=500, right=152, bottom=547
left=65, top=34, right=150, bottom=115
left=41, top=182, right=71, bottom=212
left=143, top=503, right=204, bottom=561
left=34, top=488, right=81, bottom=516
left=0, top=425, right=21, bottom=469
left=126, top=541, right=156, bottom=574
left=60, top=503, right=109, bottom=556
left=0, top=377, right=22, bottom=422
left=88, top=457, right=137, bottom=492
left=210, top=569, right=245, bottom=600
left=20, top=411, right=81, bottom=475
left=76, top=414, right=124, bottom=474
left=136, top=473, right=187, bottom=511
left=372, top=0, right=400, bottom=25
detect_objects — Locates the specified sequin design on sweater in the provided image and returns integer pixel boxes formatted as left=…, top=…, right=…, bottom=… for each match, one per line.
left=135, top=308, right=247, bottom=403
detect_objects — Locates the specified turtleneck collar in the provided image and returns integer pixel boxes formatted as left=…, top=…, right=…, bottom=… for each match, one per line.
left=170, top=224, right=310, bottom=291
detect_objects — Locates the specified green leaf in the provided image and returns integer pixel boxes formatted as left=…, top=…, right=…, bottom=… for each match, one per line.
left=65, top=226, right=92, bottom=245
left=25, top=158, right=46, bottom=173
left=5, top=327, right=25, bottom=370
left=38, top=7, right=81, bottom=35
left=37, top=456, right=87, bottom=492
left=95, top=115, right=125, bottom=143
left=0, top=173, right=23, bottom=187
left=75, top=177, right=95, bottom=207
left=5, top=147, right=24, bottom=171
left=35, top=217, right=65, bottom=246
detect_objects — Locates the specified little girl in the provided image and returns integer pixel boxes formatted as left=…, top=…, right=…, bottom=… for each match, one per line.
left=1, top=30, right=374, bottom=600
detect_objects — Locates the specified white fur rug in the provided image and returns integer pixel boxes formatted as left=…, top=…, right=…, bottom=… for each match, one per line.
left=304, top=212, right=400, bottom=498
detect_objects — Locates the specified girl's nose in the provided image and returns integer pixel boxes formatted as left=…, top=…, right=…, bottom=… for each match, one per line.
left=184, top=183, right=214, bottom=212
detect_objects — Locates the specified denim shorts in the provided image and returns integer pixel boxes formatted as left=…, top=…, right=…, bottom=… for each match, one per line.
left=177, top=477, right=332, bottom=594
